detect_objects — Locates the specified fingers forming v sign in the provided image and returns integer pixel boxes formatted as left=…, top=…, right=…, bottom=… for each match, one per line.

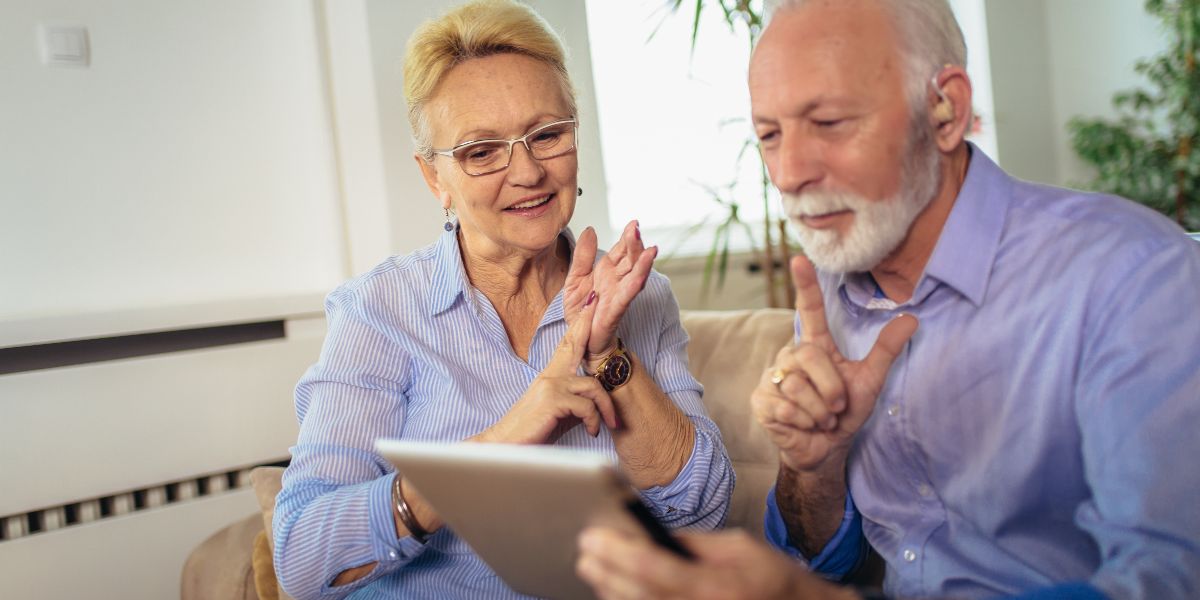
left=752, top=255, right=918, bottom=471
left=563, top=222, right=659, bottom=357
left=480, top=300, right=619, bottom=445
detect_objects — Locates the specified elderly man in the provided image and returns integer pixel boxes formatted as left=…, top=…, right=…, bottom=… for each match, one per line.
left=576, top=0, right=1200, bottom=598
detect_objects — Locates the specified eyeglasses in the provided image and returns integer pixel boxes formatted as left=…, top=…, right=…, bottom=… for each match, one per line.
left=432, top=118, right=578, bottom=176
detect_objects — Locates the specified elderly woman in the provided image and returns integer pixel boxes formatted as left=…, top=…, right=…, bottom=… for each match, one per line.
left=272, top=1, right=733, bottom=598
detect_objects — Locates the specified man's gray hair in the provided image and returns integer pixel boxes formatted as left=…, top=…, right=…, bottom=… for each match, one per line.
left=766, top=0, right=967, bottom=116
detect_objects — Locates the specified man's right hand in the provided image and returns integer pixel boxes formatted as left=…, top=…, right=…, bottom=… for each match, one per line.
left=752, top=255, right=918, bottom=472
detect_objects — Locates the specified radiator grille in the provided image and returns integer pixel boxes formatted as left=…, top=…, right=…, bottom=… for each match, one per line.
left=0, top=461, right=286, bottom=542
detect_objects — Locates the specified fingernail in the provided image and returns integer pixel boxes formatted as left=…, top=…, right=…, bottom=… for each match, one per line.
left=583, top=291, right=597, bottom=308
left=635, top=224, right=641, bottom=241
left=578, top=530, right=597, bottom=551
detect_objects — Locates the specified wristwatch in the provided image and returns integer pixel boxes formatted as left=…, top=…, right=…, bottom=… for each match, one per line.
left=592, top=337, right=633, bottom=392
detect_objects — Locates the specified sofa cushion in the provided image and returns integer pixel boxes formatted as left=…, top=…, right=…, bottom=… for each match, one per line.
left=180, top=512, right=262, bottom=600
left=680, top=308, right=793, bottom=536
left=250, top=467, right=285, bottom=550
left=252, top=530, right=282, bottom=600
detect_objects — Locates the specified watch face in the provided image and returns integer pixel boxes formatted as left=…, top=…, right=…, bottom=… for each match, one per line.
left=600, top=354, right=632, bottom=390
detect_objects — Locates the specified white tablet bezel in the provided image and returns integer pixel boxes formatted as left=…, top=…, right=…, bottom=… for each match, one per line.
left=375, top=439, right=677, bottom=600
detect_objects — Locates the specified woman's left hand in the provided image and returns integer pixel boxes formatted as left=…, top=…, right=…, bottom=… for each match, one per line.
left=564, top=221, right=658, bottom=365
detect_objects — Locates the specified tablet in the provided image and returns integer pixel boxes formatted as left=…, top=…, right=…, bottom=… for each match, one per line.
left=375, top=439, right=691, bottom=600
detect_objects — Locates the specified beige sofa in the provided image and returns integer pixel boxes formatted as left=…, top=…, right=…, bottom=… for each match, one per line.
left=181, top=308, right=793, bottom=599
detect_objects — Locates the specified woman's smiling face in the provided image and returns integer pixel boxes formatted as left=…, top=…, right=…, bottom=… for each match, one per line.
left=418, top=53, right=578, bottom=259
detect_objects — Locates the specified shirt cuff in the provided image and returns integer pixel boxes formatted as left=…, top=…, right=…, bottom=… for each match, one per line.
left=764, top=485, right=864, bottom=579
left=639, top=425, right=705, bottom=515
left=368, top=473, right=429, bottom=564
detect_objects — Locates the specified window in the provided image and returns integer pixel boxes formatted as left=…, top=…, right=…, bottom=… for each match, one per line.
left=585, top=0, right=767, bottom=253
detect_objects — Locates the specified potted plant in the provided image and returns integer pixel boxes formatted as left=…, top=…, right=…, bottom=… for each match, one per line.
left=661, top=0, right=799, bottom=308
left=1068, top=0, right=1199, bottom=231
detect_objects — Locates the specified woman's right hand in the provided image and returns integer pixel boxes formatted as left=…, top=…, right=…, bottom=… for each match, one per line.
left=474, top=298, right=618, bottom=445
left=562, top=222, right=658, bottom=362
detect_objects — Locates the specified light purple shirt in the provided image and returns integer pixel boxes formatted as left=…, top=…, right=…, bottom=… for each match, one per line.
left=767, top=147, right=1200, bottom=598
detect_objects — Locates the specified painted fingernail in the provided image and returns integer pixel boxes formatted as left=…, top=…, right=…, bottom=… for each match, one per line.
left=583, top=291, right=597, bottom=308
left=635, top=224, right=641, bottom=241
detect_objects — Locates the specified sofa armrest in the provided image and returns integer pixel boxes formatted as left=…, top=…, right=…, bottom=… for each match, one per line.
left=181, top=512, right=262, bottom=600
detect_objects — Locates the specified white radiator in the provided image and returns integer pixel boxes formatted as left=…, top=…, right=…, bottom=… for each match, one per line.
left=0, top=312, right=325, bottom=599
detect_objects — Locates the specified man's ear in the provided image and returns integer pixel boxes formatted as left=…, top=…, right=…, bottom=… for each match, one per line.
left=928, top=65, right=973, bottom=153
left=415, top=154, right=451, bottom=209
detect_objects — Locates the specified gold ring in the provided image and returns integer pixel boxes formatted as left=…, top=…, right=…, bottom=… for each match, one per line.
left=769, top=367, right=790, bottom=390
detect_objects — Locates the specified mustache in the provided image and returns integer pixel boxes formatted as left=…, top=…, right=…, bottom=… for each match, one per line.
left=781, top=190, right=866, bottom=221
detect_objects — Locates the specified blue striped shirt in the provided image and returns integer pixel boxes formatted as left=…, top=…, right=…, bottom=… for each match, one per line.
left=273, top=227, right=734, bottom=599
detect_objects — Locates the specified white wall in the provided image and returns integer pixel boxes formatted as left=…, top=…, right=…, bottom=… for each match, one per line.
left=1043, top=0, right=1165, bottom=187
left=985, top=0, right=1165, bottom=187
left=0, top=0, right=348, bottom=336
left=1, top=4, right=345, bottom=598
left=985, top=0, right=1060, bottom=183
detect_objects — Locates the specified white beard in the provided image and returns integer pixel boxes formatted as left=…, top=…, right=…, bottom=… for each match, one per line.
left=782, top=128, right=942, bottom=274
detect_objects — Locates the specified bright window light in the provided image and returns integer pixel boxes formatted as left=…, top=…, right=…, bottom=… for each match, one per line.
left=585, top=1, right=769, bottom=254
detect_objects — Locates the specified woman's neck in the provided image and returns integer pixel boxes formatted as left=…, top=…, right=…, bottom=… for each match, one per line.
left=459, top=229, right=570, bottom=310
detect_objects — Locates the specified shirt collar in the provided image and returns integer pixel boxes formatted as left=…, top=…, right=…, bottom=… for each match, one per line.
left=918, top=144, right=1010, bottom=307
left=837, top=143, right=1011, bottom=310
left=429, top=223, right=470, bottom=316
left=427, top=222, right=578, bottom=317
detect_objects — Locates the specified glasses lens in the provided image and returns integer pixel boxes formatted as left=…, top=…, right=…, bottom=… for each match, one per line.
left=527, top=121, right=576, bottom=160
left=454, top=141, right=509, bottom=176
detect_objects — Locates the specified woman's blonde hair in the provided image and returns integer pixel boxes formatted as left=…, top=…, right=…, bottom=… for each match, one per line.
left=403, top=0, right=577, bottom=161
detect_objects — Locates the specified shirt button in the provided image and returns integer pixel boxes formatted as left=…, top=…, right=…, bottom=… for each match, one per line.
left=903, top=549, right=917, bottom=562
left=388, top=550, right=398, bottom=559
left=918, top=484, right=932, bottom=497
left=887, top=405, right=899, bottom=417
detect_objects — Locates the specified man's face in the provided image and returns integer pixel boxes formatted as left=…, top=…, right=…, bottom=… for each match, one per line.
left=750, top=0, right=940, bottom=273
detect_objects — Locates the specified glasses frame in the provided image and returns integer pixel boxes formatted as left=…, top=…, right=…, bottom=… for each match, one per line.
left=431, top=118, right=578, bottom=176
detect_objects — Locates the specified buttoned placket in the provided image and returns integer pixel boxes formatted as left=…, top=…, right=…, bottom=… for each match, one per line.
left=882, top=299, right=947, bottom=599
left=881, top=330, right=928, bottom=592
left=858, top=291, right=945, bottom=598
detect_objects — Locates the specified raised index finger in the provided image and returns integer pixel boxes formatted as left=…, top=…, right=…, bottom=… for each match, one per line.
left=791, top=255, right=837, bottom=354
left=568, top=226, right=598, bottom=281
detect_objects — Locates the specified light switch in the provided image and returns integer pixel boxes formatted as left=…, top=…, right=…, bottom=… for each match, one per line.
left=40, top=24, right=90, bottom=67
